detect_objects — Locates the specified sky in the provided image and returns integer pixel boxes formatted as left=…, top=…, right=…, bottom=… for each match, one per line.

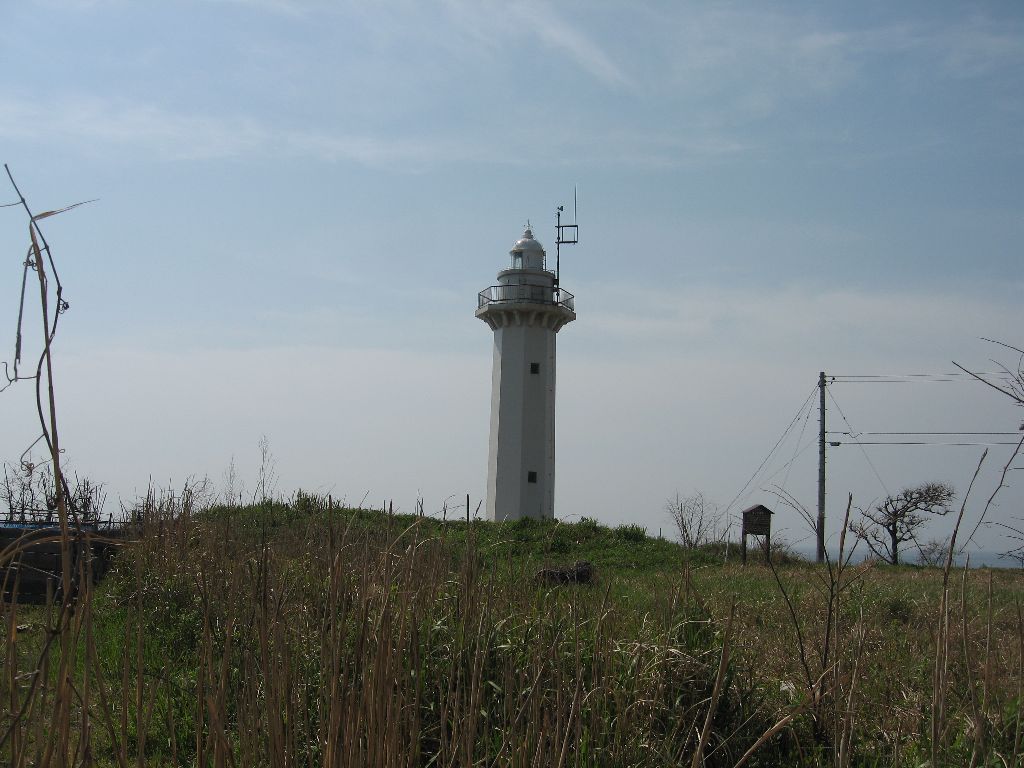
left=1, top=0, right=1022, bottom=560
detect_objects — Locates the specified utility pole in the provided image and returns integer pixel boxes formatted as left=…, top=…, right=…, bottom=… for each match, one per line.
left=817, top=371, right=826, bottom=563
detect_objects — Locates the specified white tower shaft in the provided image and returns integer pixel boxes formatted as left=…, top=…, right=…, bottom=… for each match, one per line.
left=477, top=228, right=575, bottom=522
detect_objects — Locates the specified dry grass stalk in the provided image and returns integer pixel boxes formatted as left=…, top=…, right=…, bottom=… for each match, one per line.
left=931, top=449, right=987, bottom=767
left=691, top=600, right=735, bottom=768
left=1012, top=597, right=1023, bottom=767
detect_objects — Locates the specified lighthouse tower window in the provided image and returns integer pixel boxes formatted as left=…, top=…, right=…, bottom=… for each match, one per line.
left=512, top=251, right=523, bottom=269
left=530, top=363, right=540, bottom=374
left=527, top=471, right=538, bottom=483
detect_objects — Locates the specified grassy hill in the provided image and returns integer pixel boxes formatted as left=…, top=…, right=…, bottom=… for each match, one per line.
left=3, top=492, right=1023, bottom=767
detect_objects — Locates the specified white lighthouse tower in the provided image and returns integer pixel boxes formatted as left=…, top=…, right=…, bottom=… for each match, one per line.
left=476, top=225, right=576, bottom=522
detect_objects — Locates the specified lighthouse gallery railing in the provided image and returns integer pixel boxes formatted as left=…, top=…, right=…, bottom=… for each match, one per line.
left=478, top=285, right=575, bottom=311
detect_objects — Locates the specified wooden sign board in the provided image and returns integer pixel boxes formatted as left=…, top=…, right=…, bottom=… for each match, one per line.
left=740, top=505, right=774, bottom=564
left=743, top=511, right=771, bottom=536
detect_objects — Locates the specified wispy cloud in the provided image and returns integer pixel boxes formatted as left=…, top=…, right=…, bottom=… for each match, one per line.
left=651, top=7, right=862, bottom=122
left=8, top=6, right=1018, bottom=169
left=193, top=0, right=326, bottom=15
left=441, top=0, right=632, bottom=89
left=0, top=98, right=269, bottom=161
left=32, top=0, right=124, bottom=9
left=281, top=130, right=489, bottom=169
left=578, top=282, right=1024, bottom=361
left=509, top=2, right=633, bottom=89
left=0, top=95, right=744, bottom=169
left=0, top=96, right=465, bottom=167
left=643, top=7, right=1021, bottom=130
left=938, top=16, right=1024, bottom=78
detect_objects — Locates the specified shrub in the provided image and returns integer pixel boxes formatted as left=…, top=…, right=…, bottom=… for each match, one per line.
left=614, top=523, right=647, bottom=542
left=549, top=535, right=571, bottom=555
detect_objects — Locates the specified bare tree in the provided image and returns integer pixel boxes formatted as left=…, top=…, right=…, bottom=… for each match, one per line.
left=3, top=462, right=105, bottom=525
left=995, top=523, right=1024, bottom=567
left=665, top=491, right=721, bottom=548
left=916, top=538, right=951, bottom=568
left=254, top=435, right=278, bottom=504
left=849, top=482, right=955, bottom=565
left=221, top=454, right=245, bottom=507
left=954, top=339, right=1024, bottom=564
left=954, top=338, right=1024, bottom=428
left=768, top=486, right=818, bottom=535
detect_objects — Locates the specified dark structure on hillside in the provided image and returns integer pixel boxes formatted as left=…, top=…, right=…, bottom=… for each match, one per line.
left=740, top=504, right=773, bottom=565
left=0, top=523, right=122, bottom=603
left=535, top=560, right=594, bottom=586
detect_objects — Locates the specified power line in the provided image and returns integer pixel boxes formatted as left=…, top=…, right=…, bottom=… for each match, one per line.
left=827, top=389, right=891, bottom=497
left=829, top=373, right=1010, bottom=385
left=779, top=390, right=816, bottom=494
left=831, top=441, right=1020, bottom=446
left=764, top=439, right=817, bottom=487
left=830, top=379, right=960, bottom=384
left=723, top=383, right=818, bottom=518
left=831, top=372, right=1003, bottom=378
left=828, top=431, right=1018, bottom=436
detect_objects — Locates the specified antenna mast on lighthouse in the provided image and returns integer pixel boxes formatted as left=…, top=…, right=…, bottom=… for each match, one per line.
left=554, top=187, right=579, bottom=289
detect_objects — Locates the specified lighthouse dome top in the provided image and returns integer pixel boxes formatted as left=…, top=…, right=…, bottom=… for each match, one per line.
left=510, top=227, right=546, bottom=270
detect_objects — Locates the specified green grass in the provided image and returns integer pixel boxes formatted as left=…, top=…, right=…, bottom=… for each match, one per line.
left=3, top=495, right=1023, bottom=766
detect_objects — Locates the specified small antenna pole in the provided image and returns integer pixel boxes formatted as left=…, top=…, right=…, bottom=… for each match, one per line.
left=555, top=206, right=563, bottom=287
left=554, top=190, right=579, bottom=291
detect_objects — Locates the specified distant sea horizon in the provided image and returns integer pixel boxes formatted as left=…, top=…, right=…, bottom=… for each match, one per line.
left=788, top=545, right=1017, bottom=570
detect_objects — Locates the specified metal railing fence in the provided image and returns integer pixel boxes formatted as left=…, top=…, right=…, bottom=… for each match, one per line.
left=478, top=284, right=574, bottom=311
